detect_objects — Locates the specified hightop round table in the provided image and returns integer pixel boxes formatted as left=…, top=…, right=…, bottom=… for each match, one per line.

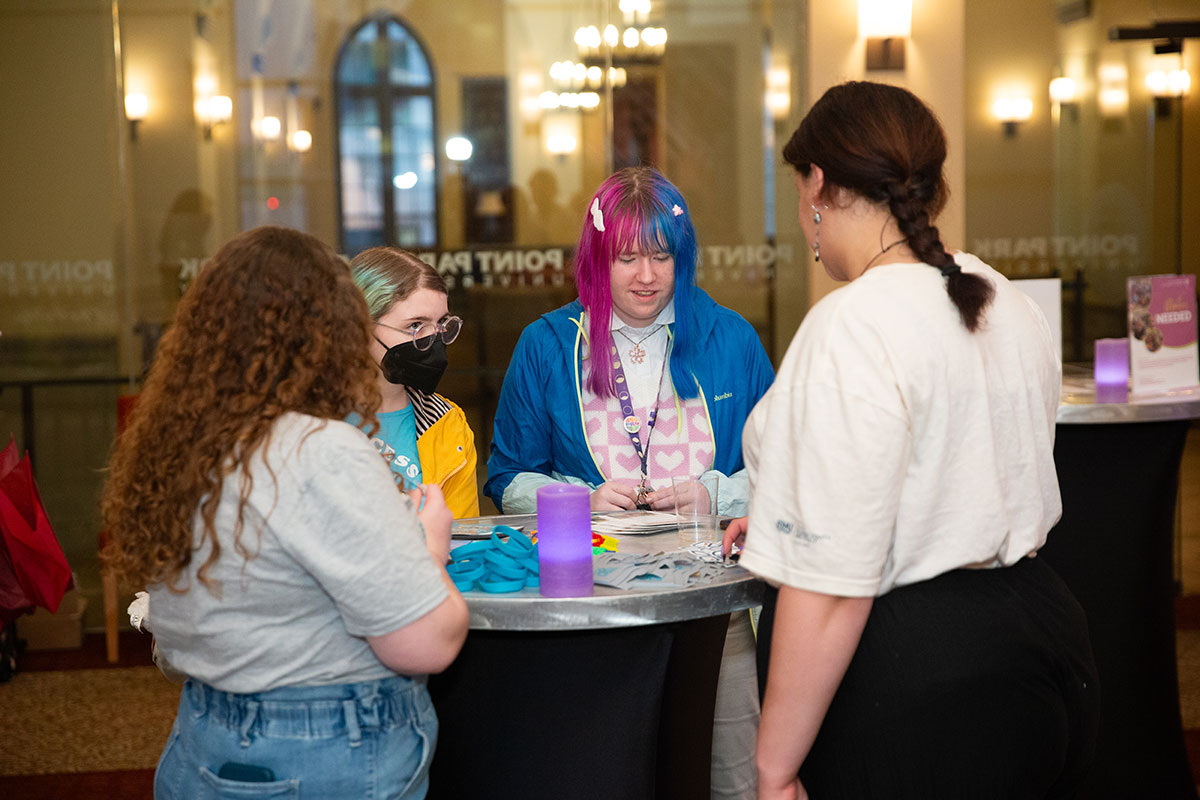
left=1039, top=367, right=1200, bottom=799
left=426, top=513, right=762, bottom=800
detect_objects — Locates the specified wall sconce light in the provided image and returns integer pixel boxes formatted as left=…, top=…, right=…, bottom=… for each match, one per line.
left=256, top=115, right=281, bottom=142
left=196, top=94, right=232, bottom=140
left=766, top=66, right=791, bottom=120
left=124, top=93, right=148, bottom=141
left=1145, top=68, right=1191, bottom=97
left=1048, top=77, right=1078, bottom=103
left=1146, top=49, right=1191, bottom=118
left=546, top=133, right=578, bottom=156
left=445, top=136, right=474, bottom=162
left=288, top=129, right=313, bottom=153
left=993, top=96, right=1033, bottom=136
left=859, top=0, right=911, bottom=71
left=1048, top=77, right=1079, bottom=122
left=1097, top=63, right=1129, bottom=119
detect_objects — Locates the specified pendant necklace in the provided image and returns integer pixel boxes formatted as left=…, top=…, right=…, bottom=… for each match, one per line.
left=613, top=325, right=662, bottom=365
left=863, top=237, right=908, bottom=272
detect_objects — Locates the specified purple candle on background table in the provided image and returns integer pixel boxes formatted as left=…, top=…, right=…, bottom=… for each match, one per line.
left=1094, top=337, right=1129, bottom=403
left=536, top=484, right=594, bottom=597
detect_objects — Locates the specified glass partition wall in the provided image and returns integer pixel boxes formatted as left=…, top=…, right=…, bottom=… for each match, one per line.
left=964, top=0, right=1199, bottom=362
left=3, top=0, right=1196, bottom=630
left=0, top=0, right=809, bottom=627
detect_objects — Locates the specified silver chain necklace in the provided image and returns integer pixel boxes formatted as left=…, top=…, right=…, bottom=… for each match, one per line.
left=613, top=325, right=662, bottom=365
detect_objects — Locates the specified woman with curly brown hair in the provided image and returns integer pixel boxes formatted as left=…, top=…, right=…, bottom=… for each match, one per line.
left=102, top=225, right=467, bottom=800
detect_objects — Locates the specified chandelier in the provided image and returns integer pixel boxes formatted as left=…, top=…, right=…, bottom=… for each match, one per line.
left=573, top=0, right=667, bottom=62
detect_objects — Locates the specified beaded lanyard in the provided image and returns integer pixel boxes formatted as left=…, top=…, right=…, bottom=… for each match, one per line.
left=609, top=335, right=668, bottom=509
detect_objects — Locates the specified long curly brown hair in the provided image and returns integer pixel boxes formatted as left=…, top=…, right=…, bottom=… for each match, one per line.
left=100, top=226, right=383, bottom=592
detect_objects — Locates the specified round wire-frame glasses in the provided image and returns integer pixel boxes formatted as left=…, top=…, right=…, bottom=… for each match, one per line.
left=377, top=316, right=463, bottom=351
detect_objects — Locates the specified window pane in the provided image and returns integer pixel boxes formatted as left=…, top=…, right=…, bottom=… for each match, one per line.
left=392, top=95, right=436, bottom=247
left=386, top=20, right=432, bottom=86
left=339, top=94, right=384, bottom=250
left=338, top=22, right=378, bottom=86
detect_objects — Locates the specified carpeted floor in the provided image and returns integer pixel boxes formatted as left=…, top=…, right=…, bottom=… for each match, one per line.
left=2, top=608, right=1199, bottom=799
left=0, top=666, right=179, bottom=775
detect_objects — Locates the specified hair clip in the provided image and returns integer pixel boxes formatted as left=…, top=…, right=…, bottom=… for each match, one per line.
left=590, top=198, right=605, bottom=232
left=672, top=204, right=683, bottom=217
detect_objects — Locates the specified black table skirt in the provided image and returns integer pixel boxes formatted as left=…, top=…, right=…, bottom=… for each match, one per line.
left=754, top=420, right=1197, bottom=800
left=1040, top=420, right=1197, bottom=800
left=427, top=614, right=730, bottom=800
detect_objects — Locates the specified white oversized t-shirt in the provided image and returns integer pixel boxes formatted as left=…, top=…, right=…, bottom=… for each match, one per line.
left=738, top=253, right=1062, bottom=597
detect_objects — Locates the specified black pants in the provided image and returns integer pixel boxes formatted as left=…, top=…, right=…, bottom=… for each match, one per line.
left=757, top=557, right=1100, bottom=799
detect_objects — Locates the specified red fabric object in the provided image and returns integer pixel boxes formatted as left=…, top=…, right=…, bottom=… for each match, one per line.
left=0, top=436, right=72, bottom=624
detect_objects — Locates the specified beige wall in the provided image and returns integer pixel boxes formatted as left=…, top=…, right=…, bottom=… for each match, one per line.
left=1, top=0, right=125, bottom=347
left=804, top=0, right=966, bottom=308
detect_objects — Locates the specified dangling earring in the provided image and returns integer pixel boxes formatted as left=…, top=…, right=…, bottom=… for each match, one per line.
left=810, top=204, right=822, bottom=262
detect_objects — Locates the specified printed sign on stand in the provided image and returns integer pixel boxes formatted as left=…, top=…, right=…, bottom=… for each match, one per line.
left=1127, top=274, right=1199, bottom=395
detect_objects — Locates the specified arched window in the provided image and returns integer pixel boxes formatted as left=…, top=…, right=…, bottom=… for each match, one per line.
left=334, top=15, right=438, bottom=254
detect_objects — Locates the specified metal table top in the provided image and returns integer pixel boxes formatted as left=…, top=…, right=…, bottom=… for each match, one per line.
left=450, top=513, right=763, bottom=632
left=1057, top=364, right=1200, bottom=425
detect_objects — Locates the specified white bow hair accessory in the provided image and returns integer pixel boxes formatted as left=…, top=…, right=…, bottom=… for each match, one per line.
left=672, top=204, right=683, bottom=217
left=590, top=197, right=605, bottom=232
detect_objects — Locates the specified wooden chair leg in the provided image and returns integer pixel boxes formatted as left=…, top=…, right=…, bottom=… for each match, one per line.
left=102, top=568, right=119, bottom=663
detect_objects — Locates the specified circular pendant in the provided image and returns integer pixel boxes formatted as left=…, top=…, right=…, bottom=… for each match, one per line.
left=622, top=415, right=641, bottom=433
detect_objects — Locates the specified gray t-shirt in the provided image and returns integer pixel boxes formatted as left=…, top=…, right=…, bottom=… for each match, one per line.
left=148, top=413, right=449, bottom=693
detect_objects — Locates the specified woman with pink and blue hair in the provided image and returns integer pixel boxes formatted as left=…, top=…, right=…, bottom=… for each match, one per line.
left=485, top=166, right=774, bottom=799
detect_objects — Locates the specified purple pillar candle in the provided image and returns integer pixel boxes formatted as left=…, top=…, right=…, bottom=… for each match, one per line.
left=1094, top=337, right=1129, bottom=404
left=536, top=484, right=594, bottom=597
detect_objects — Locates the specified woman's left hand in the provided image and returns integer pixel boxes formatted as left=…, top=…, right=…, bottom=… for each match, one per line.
left=722, top=516, right=748, bottom=558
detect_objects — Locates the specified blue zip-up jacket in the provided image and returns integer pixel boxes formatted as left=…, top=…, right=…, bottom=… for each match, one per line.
left=484, top=287, right=775, bottom=513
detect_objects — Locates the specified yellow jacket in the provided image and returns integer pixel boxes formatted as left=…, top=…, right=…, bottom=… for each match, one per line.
left=411, top=388, right=480, bottom=518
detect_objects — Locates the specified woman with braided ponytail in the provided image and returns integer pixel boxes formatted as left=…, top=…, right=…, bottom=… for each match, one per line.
left=723, top=82, right=1099, bottom=799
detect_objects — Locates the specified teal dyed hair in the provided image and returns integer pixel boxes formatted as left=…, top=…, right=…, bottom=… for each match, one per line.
left=349, top=247, right=446, bottom=320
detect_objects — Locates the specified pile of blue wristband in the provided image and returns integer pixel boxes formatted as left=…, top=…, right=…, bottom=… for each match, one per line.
left=447, top=525, right=540, bottom=593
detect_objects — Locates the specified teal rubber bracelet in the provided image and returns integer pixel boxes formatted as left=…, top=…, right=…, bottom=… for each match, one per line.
left=452, top=540, right=491, bottom=559
left=524, top=573, right=540, bottom=588
left=495, top=528, right=535, bottom=558
left=447, top=560, right=486, bottom=583
left=479, top=575, right=525, bottom=593
left=484, top=547, right=523, bottom=572
left=521, top=555, right=540, bottom=575
left=452, top=576, right=477, bottom=592
left=485, top=553, right=526, bottom=580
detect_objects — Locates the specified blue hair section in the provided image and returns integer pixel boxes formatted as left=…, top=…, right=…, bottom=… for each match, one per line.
left=574, top=167, right=699, bottom=400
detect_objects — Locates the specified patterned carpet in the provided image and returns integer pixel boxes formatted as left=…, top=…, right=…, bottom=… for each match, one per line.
left=0, top=666, right=179, bottom=775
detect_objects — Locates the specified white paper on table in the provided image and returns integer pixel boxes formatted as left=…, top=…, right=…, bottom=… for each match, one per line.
left=1013, top=278, right=1062, bottom=364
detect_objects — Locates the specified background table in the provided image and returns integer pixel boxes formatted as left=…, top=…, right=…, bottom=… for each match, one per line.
left=1039, top=367, right=1200, bottom=799
left=427, top=513, right=763, bottom=800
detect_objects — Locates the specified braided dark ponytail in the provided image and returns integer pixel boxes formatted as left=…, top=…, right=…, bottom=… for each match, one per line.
left=783, top=81, right=994, bottom=332
left=885, top=181, right=994, bottom=332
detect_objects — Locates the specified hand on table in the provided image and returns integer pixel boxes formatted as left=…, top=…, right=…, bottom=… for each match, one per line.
left=722, top=516, right=748, bottom=559
left=590, top=481, right=640, bottom=511
left=645, top=482, right=709, bottom=513
left=413, top=484, right=452, bottom=564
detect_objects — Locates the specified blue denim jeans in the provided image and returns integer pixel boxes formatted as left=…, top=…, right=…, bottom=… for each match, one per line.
left=155, top=675, right=436, bottom=799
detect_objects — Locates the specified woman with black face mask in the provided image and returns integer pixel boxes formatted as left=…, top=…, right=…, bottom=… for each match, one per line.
left=350, top=247, right=479, bottom=518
